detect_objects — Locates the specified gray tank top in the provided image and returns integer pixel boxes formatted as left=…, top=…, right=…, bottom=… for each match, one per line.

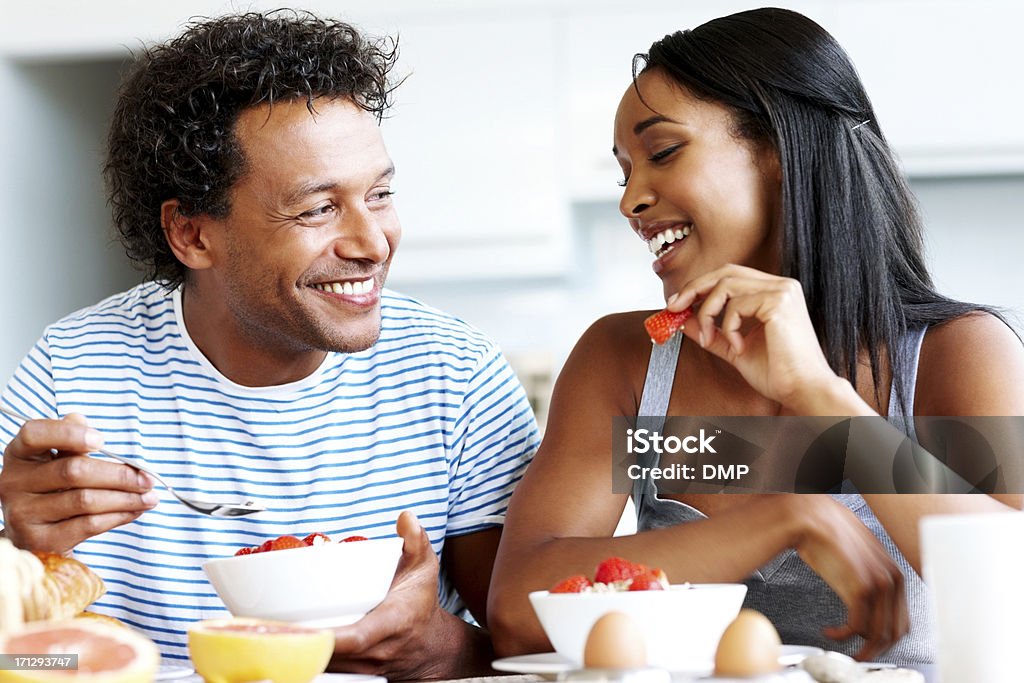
left=633, top=329, right=934, bottom=665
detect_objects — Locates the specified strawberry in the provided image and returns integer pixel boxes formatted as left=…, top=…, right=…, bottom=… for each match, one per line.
left=628, top=568, right=669, bottom=591
left=341, top=535, right=369, bottom=542
left=302, top=532, right=332, bottom=546
left=269, top=535, right=306, bottom=551
left=594, top=556, right=649, bottom=584
left=644, top=307, right=693, bottom=345
left=257, top=539, right=275, bottom=554
left=234, top=546, right=255, bottom=556
left=550, top=575, right=593, bottom=593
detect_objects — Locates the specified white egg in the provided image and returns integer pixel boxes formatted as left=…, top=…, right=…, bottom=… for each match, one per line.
left=583, top=611, right=648, bottom=669
left=713, top=608, right=781, bottom=677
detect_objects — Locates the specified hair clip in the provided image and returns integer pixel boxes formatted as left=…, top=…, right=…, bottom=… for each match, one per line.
left=851, top=119, right=871, bottom=131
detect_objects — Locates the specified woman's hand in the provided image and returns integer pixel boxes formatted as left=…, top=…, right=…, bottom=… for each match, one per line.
left=668, top=264, right=849, bottom=412
left=785, top=495, right=909, bottom=660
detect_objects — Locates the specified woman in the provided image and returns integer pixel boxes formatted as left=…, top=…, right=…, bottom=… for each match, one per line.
left=488, top=8, right=1024, bottom=666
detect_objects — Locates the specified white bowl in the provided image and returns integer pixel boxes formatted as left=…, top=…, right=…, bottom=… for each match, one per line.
left=529, top=583, right=747, bottom=672
left=203, top=537, right=403, bottom=628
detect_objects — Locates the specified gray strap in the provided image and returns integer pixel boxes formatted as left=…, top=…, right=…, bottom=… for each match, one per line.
left=633, top=333, right=682, bottom=503
left=637, top=333, right=682, bottom=420
left=886, top=326, right=927, bottom=441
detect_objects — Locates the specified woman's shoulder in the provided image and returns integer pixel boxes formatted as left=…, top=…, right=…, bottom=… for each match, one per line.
left=921, top=310, right=1021, bottom=362
left=585, top=310, right=659, bottom=337
left=917, top=311, right=1024, bottom=415
left=555, top=310, right=662, bottom=400
left=572, top=310, right=661, bottom=360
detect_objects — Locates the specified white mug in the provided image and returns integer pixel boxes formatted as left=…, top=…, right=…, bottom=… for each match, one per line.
left=920, top=513, right=1024, bottom=683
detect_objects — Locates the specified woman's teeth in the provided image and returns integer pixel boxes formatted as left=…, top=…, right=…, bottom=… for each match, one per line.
left=312, top=278, right=374, bottom=295
left=647, top=225, right=692, bottom=256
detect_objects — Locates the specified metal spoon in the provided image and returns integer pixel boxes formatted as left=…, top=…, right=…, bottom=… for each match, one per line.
left=0, top=406, right=265, bottom=517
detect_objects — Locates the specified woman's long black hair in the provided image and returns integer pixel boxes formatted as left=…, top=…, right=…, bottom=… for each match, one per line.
left=637, top=7, right=1007, bottom=413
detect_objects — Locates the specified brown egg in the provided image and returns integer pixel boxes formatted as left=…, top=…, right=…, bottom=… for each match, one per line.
left=713, top=608, right=781, bottom=677
left=583, top=611, right=648, bottom=669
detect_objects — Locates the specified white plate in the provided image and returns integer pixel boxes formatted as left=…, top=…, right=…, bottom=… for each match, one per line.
left=492, top=652, right=575, bottom=675
left=163, top=673, right=385, bottom=683
left=778, top=645, right=825, bottom=667
left=492, top=645, right=825, bottom=675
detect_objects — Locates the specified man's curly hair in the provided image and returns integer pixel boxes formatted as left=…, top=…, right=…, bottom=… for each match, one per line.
left=104, top=10, right=399, bottom=289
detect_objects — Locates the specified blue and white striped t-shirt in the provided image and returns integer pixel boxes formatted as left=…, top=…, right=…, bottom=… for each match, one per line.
left=0, top=281, right=539, bottom=662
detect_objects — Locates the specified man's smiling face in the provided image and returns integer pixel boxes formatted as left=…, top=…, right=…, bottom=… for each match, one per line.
left=200, top=97, right=402, bottom=357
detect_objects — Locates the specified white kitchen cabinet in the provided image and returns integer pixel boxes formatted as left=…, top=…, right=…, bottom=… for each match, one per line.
left=821, top=0, right=1024, bottom=176
left=372, top=14, right=570, bottom=284
left=561, top=1, right=825, bottom=200
left=1, top=2, right=572, bottom=285
left=562, top=0, right=1024, bottom=199
left=1, top=0, right=1021, bottom=295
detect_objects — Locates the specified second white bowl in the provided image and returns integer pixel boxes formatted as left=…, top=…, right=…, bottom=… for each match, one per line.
left=529, top=583, right=747, bottom=672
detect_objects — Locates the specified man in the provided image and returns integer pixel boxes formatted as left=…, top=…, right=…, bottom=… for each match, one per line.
left=0, top=11, right=539, bottom=678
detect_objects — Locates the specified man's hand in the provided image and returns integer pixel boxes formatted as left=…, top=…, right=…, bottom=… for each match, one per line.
left=329, top=511, right=493, bottom=680
left=0, top=414, right=158, bottom=554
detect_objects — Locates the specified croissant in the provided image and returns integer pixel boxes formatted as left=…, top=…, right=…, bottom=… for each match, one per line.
left=0, top=538, right=106, bottom=633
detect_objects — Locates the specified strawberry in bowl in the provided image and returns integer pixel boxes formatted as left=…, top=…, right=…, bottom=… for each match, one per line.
left=549, top=556, right=669, bottom=593
left=206, top=534, right=401, bottom=627
left=532, top=556, right=746, bottom=671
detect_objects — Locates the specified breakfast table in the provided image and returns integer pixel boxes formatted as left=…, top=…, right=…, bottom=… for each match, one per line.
left=156, top=660, right=937, bottom=683
left=412, top=664, right=938, bottom=683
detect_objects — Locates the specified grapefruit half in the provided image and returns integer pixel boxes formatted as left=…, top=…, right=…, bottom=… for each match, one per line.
left=0, top=619, right=158, bottom=683
left=188, top=618, right=333, bottom=683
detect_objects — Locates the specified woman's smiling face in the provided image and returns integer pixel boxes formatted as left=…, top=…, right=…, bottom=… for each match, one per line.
left=613, top=68, right=783, bottom=299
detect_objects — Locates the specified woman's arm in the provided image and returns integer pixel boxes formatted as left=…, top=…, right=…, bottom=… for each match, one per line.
left=488, top=314, right=907, bottom=661
left=781, top=313, right=1024, bottom=574
left=859, top=313, right=1024, bottom=574
left=667, top=265, right=1024, bottom=575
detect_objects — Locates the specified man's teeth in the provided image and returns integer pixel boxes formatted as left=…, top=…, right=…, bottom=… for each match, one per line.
left=312, top=278, right=374, bottom=295
left=647, top=225, right=692, bottom=255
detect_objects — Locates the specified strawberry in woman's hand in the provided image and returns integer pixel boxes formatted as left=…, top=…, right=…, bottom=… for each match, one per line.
left=644, top=308, right=693, bottom=345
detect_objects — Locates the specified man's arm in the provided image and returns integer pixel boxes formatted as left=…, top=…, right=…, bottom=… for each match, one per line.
left=441, top=526, right=501, bottom=627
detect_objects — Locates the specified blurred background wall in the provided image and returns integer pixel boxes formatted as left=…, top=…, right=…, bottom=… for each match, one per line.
left=2, top=0, right=1022, bottom=428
